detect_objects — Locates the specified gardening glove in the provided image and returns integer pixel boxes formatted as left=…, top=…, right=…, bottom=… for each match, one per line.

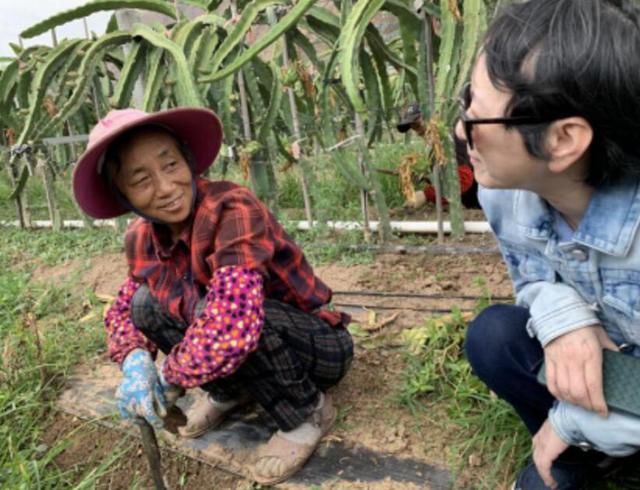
left=405, top=189, right=427, bottom=208
left=158, top=357, right=185, bottom=407
left=116, top=349, right=167, bottom=429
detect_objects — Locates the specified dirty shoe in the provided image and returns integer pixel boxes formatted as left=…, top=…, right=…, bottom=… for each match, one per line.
left=252, top=392, right=336, bottom=485
left=179, top=393, right=249, bottom=438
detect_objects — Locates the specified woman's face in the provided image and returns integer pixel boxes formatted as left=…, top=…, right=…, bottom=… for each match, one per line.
left=112, top=128, right=193, bottom=238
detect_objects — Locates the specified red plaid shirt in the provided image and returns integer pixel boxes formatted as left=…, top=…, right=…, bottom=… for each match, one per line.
left=424, top=164, right=475, bottom=204
left=125, top=178, right=345, bottom=325
left=106, top=178, right=348, bottom=385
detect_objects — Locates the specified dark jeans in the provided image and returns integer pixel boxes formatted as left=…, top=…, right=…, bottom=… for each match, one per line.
left=464, top=304, right=627, bottom=476
left=464, top=304, right=553, bottom=434
left=130, top=285, right=353, bottom=431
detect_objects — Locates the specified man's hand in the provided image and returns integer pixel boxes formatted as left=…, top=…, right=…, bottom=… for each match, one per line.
left=544, top=325, right=618, bottom=416
left=532, top=418, right=569, bottom=489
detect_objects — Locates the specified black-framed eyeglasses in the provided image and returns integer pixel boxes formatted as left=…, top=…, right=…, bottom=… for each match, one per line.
left=458, top=83, right=557, bottom=149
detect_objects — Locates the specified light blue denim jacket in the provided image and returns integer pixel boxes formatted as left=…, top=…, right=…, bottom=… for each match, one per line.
left=479, top=181, right=640, bottom=456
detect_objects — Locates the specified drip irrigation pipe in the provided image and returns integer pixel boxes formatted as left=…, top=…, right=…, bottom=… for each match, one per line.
left=333, top=302, right=475, bottom=313
left=332, top=290, right=513, bottom=301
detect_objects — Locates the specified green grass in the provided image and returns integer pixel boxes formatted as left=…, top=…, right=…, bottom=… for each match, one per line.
left=0, top=227, right=532, bottom=488
left=0, top=228, right=122, bottom=268
left=0, top=172, right=79, bottom=222
left=398, top=305, right=532, bottom=488
left=0, top=228, right=124, bottom=488
left=284, top=224, right=375, bottom=266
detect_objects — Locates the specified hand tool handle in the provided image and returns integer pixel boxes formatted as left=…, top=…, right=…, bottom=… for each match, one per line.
left=136, top=417, right=167, bottom=490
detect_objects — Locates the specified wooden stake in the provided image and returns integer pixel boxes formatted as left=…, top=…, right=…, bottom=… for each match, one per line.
left=282, top=37, right=313, bottom=225
left=422, top=11, right=444, bottom=244
left=35, top=153, right=62, bottom=231
left=354, top=113, right=371, bottom=243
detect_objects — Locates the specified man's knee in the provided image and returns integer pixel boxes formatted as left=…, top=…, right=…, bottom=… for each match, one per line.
left=465, top=304, right=530, bottom=380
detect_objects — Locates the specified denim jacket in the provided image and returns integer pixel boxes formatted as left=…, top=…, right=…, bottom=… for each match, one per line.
left=479, top=181, right=640, bottom=456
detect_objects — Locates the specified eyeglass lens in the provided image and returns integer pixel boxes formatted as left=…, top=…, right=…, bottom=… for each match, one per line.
left=459, top=84, right=474, bottom=148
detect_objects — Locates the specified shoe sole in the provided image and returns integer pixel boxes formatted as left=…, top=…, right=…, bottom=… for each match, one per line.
left=179, top=396, right=251, bottom=439
left=179, top=421, right=223, bottom=439
left=252, top=397, right=337, bottom=485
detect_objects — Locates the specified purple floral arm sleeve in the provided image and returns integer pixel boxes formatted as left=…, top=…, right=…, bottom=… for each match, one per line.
left=105, top=278, right=157, bottom=365
left=162, top=266, right=265, bottom=388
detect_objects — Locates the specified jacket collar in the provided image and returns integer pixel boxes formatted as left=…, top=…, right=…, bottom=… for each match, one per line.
left=513, top=180, right=640, bottom=256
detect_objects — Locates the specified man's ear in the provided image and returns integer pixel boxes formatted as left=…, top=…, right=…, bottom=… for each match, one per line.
left=545, top=117, right=593, bottom=173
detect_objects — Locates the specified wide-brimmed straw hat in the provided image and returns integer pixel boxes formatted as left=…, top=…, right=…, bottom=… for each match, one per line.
left=73, top=107, right=223, bottom=219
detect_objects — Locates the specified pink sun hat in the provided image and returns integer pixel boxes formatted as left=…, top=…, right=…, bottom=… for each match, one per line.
left=73, top=107, right=223, bottom=219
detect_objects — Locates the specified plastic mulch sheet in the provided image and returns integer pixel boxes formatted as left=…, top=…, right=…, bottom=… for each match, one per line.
left=56, top=359, right=451, bottom=488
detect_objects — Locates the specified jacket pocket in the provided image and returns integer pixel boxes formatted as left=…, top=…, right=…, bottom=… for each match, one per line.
left=601, top=269, right=640, bottom=344
left=501, top=240, right=557, bottom=283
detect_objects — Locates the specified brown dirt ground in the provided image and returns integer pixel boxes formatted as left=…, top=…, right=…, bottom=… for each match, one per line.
left=36, top=231, right=515, bottom=490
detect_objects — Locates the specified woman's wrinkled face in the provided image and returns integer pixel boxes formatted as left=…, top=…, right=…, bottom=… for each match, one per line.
left=112, top=128, right=193, bottom=237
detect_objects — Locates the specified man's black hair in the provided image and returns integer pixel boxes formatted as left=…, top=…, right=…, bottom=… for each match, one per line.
left=483, top=0, right=640, bottom=186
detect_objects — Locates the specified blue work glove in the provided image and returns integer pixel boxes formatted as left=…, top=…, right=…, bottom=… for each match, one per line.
left=116, top=349, right=167, bottom=429
left=159, top=357, right=185, bottom=406
left=157, top=357, right=183, bottom=405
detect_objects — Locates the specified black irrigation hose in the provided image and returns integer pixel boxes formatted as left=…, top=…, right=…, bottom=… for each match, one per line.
left=333, top=290, right=513, bottom=301
left=333, top=302, right=475, bottom=313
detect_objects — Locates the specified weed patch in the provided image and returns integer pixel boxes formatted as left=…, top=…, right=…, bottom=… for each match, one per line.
left=399, top=303, right=529, bottom=489
left=0, top=228, right=120, bottom=488
left=0, top=228, right=121, bottom=268
left=285, top=224, right=375, bottom=265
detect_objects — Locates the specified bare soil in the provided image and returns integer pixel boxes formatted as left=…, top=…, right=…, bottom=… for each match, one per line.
left=35, top=231, right=515, bottom=489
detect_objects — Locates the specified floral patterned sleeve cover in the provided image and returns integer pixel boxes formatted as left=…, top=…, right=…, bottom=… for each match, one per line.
left=105, top=278, right=157, bottom=364
left=105, top=265, right=265, bottom=388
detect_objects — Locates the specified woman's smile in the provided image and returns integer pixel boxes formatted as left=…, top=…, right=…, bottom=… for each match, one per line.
left=159, top=194, right=184, bottom=212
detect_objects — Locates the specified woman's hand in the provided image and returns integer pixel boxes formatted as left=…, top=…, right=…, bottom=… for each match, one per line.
left=404, top=189, right=427, bottom=208
left=116, top=349, right=167, bottom=429
left=543, top=325, right=618, bottom=416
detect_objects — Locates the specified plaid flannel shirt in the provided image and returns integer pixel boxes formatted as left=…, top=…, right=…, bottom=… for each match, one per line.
left=105, top=178, right=348, bottom=378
